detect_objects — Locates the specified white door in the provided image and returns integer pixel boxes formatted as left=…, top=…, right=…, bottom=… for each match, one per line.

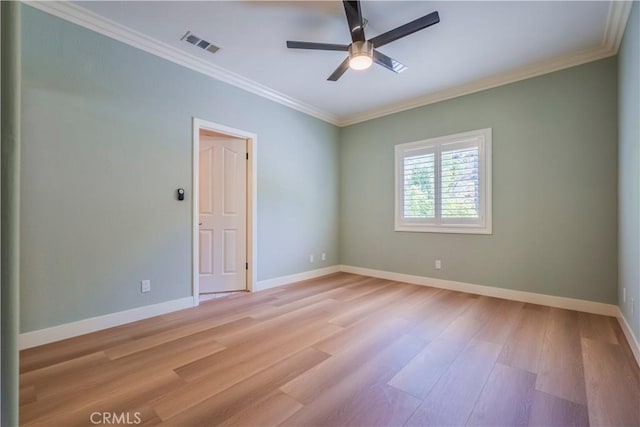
left=199, top=135, right=247, bottom=293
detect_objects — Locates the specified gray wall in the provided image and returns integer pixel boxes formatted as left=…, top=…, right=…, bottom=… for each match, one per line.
left=20, top=7, right=340, bottom=332
left=339, top=58, right=618, bottom=304
left=618, top=3, right=639, bottom=342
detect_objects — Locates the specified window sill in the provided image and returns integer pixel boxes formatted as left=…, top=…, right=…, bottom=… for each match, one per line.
left=394, top=224, right=492, bottom=235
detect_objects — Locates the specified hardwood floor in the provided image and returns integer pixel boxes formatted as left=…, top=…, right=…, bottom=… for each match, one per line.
left=20, top=273, right=640, bottom=426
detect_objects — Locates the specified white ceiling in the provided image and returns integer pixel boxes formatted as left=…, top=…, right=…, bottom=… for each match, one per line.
left=68, top=1, right=625, bottom=125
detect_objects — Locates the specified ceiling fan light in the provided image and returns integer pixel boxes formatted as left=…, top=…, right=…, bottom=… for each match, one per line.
left=349, top=54, right=373, bottom=70
left=348, top=40, right=373, bottom=71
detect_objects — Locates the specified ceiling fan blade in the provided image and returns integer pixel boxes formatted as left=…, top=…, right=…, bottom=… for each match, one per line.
left=343, top=1, right=365, bottom=42
left=369, top=11, right=440, bottom=48
left=286, top=41, right=349, bottom=51
left=373, top=50, right=407, bottom=73
left=327, top=57, right=350, bottom=81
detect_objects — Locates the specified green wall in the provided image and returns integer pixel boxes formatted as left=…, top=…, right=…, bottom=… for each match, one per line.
left=340, top=58, right=618, bottom=304
left=618, top=3, right=640, bottom=342
left=20, top=7, right=340, bottom=332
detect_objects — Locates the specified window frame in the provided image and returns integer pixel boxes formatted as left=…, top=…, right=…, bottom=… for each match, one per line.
left=394, top=128, right=492, bottom=234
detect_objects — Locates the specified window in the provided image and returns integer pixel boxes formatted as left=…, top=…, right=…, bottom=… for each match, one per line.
left=395, top=128, right=492, bottom=234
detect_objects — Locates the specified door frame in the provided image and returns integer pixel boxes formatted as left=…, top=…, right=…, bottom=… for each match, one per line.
left=192, top=117, right=257, bottom=305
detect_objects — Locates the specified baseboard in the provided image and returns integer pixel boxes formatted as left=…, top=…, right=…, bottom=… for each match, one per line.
left=339, top=265, right=619, bottom=317
left=254, top=265, right=341, bottom=292
left=616, top=308, right=640, bottom=367
left=19, top=297, right=195, bottom=350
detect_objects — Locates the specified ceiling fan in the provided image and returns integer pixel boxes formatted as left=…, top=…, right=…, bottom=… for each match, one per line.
left=286, top=1, right=440, bottom=81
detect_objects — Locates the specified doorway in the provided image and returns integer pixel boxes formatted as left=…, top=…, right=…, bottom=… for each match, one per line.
left=192, top=118, right=257, bottom=305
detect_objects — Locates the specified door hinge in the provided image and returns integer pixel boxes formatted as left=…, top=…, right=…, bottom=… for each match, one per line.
left=245, top=262, right=248, bottom=270
left=246, top=152, right=249, bottom=160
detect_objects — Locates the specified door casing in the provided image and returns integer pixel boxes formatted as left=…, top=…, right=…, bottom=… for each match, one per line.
left=192, top=117, right=257, bottom=305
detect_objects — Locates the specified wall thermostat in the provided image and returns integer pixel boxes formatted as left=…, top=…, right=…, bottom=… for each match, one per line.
left=177, top=188, right=185, bottom=201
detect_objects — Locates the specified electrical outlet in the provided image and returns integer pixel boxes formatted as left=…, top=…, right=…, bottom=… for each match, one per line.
left=623, top=287, right=626, bottom=303
left=322, top=252, right=326, bottom=261
left=435, top=260, right=441, bottom=270
left=309, top=254, right=314, bottom=263
left=141, top=280, right=151, bottom=293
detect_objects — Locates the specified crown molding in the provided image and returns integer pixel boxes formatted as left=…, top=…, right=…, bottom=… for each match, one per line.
left=337, top=45, right=615, bottom=126
left=22, top=1, right=341, bottom=126
left=23, top=1, right=632, bottom=128
left=603, top=1, right=634, bottom=52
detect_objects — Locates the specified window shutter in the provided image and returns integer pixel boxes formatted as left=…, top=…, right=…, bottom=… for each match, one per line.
left=403, top=152, right=435, bottom=219
left=440, top=146, right=480, bottom=219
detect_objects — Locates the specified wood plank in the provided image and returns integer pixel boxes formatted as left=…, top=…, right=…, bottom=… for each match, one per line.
left=249, top=286, right=347, bottom=321
left=388, top=337, right=466, bottom=399
left=528, top=391, right=589, bottom=427
left=152, top=321, right=341, bottom=420
left=33, top=400, right=163, bottom=427
left=19, top=385, right=36, bottom=406
left=214, top=299, right=338, bottom=348
left=405, top=339, right=502, bottom=426
left=466, top=363, right=536, bottom=426
left=340, top=384, right=420, bottom=427
left=410, top=290, right=476, bottom=341
left=610, top=317, right=640, bottom=382
left=268, top=274, right=370, bottom=306
left=279, top=333, right=426, bottom=427
left=104, top=316, right=254, bottom=359
left=160, top=347, right=329, bottom=425
left=474, top=299, right=524, bottom=345
left=582, top=337, right=640, bottom=426
left=22, top=370, right=185, bottom=425
left=327, top=280, right=412, bottom=327
left=498, top=305, right=549, bottom=373
left=578, top=312, right=619, bottom=344
left=173, top=306, right=334, bottom=382
left=20, top=351, right=109, bottom=387
left=332, top=277, right=395, bottom=302
left=380, top=286, right=442, bottom=322
left=535, top=308, right=588, bottom=405
left=436, top=310, right=487, bottom=344
left=313, top=314, right=411, bottom=356
left=30, top=327, right=226, bottom=402
left=215, top=391, right=303, bottom=427
left=158, top=292, right=277, bottom=324
left=20, top=328, right=136, bottom=373
left=283, top=317, right=413, bottom=404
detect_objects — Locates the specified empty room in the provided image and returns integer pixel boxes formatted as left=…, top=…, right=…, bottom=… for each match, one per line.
left=1, top=0, right=640, bottom=426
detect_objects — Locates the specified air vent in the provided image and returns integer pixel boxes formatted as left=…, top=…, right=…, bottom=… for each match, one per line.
left=181, top=31, right=220, bottom=54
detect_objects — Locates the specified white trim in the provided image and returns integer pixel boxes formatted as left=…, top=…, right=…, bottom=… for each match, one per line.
left=192, top=118, right=258, bottom=303
left=603, top=1, right=634, bottom=52
left=19, top=297, right=194, bottom=350
left=616, top=308, right=640, bottom=368
left=254, top=266, right=341, bottom=292
left=22, top=1, right=632, bottom=128
left=338, top=265, right=619, bottom=317
left=22, top=1, right=340, bottom=126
